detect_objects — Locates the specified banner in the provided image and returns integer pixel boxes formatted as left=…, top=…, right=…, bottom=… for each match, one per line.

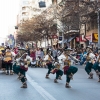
left=7, top=34, right=15, bottom=48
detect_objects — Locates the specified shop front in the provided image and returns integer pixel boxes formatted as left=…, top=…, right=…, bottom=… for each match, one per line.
left=76, top=33, right=98, bottom=48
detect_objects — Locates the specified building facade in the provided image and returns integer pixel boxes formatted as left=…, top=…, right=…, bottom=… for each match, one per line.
left=18, top=0, right=53, bottom=24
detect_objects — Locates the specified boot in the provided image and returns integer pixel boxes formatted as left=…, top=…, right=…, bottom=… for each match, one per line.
left=65, top=82, right=71, bottom=88
left=21, top=82, right=27, bottom=88
left=10, top=70, right=13, bottom=75
left=54, top=79, right=58, bottom=83
left=45, top=74, right=49, bottom=78
left=88, top=72, right=93, bottom=79
left=3, top=68, right=6, bottom=73
left=6, top=70, right=9, bottom=75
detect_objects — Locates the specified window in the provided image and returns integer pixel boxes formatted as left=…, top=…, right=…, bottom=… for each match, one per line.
left=52, top=0, right=57, bottom=4
left=23, top=1, right=29, bottom=5
left=22, top=12, right=29, bottom=16
left=22, top=7, right=26, bottom=10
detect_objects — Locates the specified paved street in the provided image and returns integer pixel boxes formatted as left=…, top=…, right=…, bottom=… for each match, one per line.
left=0, top=66, right=100, bottom=100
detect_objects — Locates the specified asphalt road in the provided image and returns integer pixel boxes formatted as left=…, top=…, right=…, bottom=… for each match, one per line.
left=0, top=65, right=100, bottom=100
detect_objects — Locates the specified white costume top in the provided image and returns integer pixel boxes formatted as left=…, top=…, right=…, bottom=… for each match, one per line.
left=89, top=53, right=95, bottom=59
left=44, top=54, right=53, bottom=61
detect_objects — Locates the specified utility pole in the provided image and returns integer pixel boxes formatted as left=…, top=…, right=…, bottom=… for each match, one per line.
left=62, top=0, right=66, bottom=48
left=97, top=0, right=100, bottom=47
left=98, top=10, right=100, bottom=47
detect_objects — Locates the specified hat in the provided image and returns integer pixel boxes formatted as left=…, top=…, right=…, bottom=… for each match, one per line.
left=64, top=48, right=73, bottom=51
left=86, top=46, right=92, bottom=49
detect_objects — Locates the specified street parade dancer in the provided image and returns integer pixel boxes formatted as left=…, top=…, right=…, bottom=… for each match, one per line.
left=3, top=46, right=15, bottom=75
left=13, top=53, right=29, bottom=88
left=85, top=47, right=95, bottom=79
left=44, top=51, right=54, bottom=78
left=93, top=55, right=100, bottom=82
left=51, top=60, right=63, bottom=83
left=63, top=48, right=78, bottom=88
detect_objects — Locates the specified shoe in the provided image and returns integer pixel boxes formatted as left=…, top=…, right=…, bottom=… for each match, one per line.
left=65, top=83, right=71, bottom=88
left=10, top=70, right=13, bottom=75
left=21, top=83, right=27, bottom=88
left=54, top=79, right=58, bottom=83
left=45, top=74, right=49, bottom=78
left=6, top=71, right=9, bottom=75
left=89, top=72, right=93, bottom=79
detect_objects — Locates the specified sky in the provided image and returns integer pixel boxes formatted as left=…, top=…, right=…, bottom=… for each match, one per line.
left=0, top=0, right=19, bottom=43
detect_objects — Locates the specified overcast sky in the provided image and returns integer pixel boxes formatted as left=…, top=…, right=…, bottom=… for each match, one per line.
left=0, top=0, right=19, bottom=40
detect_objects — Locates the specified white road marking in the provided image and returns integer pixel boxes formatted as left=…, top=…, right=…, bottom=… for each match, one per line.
left=26, top=74, right=57, bottom=100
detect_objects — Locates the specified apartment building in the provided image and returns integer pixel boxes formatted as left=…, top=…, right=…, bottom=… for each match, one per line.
left=17, top=0, right=53, bottom=24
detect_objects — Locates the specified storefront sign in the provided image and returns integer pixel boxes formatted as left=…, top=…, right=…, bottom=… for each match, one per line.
left=92, top=33, right=98, bottom=42
left=76, top=35, right=91, bottom=42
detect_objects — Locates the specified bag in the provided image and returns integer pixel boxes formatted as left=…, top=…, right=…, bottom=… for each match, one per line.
left=63, top=66, right=69, bottom=75
left=39, top=1, right=46, bottom=8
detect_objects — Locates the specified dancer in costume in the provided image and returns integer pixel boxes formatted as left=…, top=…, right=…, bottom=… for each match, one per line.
left=93, top=53, right=100, bottom=82
left=63, top=48, right=78, bottom=88
left=44, top=51, right=54, bottom=78
left=3, top=46, right=15, bottom=75
left=85, top=47, right=95, bottom=79
left=51, top=61, right=63, bottom=83
left=13, top=53, right=29, bottom=88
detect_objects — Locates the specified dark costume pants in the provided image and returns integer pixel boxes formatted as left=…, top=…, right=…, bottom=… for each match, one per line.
left=2, top=60, right=6, bottom=69
left=85, top=62, right=93, bottom=74
left=47, top=63, right=54, bottom=75
left=13, top=63, right=26, bottom=83
left=66, top=66, right=78, bottom=83
left=56, top=70, right=63, bottom=79
left=93, top=62, right=100, bottom=78
left=5, top=62, right=12, bottom=71
left=13, top=63, right=20, bottom=74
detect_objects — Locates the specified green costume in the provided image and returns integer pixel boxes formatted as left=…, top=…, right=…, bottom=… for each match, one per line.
left=66, top=66, right=78, bottom=83
left=85, top=62, right=93, bottom=74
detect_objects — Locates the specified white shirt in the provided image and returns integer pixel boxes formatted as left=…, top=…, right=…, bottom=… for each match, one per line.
left=58, top=53, right=66, bottom=64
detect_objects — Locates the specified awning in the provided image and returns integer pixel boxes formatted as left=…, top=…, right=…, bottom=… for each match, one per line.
left=68, top=37, right=75, bottom=42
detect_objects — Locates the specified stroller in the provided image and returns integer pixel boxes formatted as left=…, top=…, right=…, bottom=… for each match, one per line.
left=30, top=60, right=37, bottom=67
